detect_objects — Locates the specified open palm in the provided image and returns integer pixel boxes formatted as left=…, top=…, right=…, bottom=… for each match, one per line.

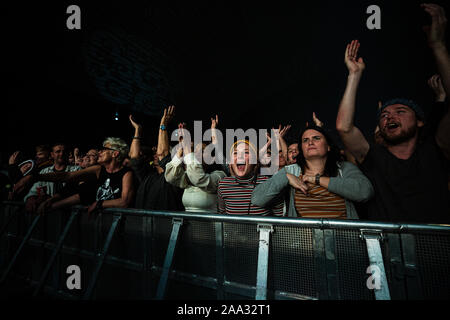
left=345, top=40, right=365, bottom=74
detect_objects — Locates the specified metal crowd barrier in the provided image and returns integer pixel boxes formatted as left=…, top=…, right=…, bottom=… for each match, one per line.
left=1, top=201, right=450, bottom=300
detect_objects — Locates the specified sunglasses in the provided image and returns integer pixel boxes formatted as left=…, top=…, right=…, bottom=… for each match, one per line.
left=100, top=146, right=119, bottom=152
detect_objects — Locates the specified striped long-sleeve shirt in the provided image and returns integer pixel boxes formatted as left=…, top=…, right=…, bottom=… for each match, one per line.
left=217, top=175, right=284, bottom=216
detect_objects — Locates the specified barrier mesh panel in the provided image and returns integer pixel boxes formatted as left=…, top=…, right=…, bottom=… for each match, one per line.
left=269, top=226, right=316, bottom=298
left=3, top=204, right=450, bottom=300
left=335, top=228, right=374, bottom=300
left=151, top=217, right=172, bottom=267
left=172, top=220, right=217, bottom=278
left=415, top=233, right=450, bottom=299
left=223, top=223, right=258, bottom=286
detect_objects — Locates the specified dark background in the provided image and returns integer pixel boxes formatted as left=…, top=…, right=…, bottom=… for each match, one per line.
left=2, top=0, right=449, bottom=162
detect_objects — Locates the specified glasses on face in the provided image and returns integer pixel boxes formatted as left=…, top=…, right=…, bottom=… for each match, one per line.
left=100, top=146, right=119, bottom=152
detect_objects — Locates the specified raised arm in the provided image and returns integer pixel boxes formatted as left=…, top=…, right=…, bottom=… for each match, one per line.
left=336, top=40, right=370, bottom=163
left=37, top=165, right=99, bottom=183
left=15, top=165, right=98, bottom=196
left=185, top=150, right=226, bottom=193
left=258, top=133, right=272, bottom=165
left=129, top=115, right=143, bottom=159
left=157, top=105, right=175, bottom=161
left=277, top=124, right=290, bottom=162
left=164, top=146, right=189, bottom=189
left=422, top=3, right=450, bottom=160
left=422, top=3, right=450, bottom=97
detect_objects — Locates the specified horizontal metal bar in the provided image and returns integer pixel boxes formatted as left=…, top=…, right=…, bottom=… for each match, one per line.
left=274, top=291, right=318, bottom=300
left=10, top=274, right=79, bottom=300
left=77, top=207, right=450, bottom=233
left=149, top=266, right=318, bottom=300
left=3, top=202, right=450, bottom=233
left=151, top=266, right=219, bottom=291
left=5, top=234, right=144, bottom=272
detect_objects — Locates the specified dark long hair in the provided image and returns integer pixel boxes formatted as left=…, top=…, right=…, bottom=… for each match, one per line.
left=297, top=125, right=341, bottom=177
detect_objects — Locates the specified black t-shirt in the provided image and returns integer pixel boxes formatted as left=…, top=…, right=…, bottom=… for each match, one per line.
left=96, top=166, right=132, bottom=201
left=130, top=155, right=184, bottom=211
left=78, top=166, right=132, bottom=205
left=360, top=136, right=449, bottom=224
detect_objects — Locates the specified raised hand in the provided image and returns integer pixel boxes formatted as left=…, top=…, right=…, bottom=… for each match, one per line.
left=161, top=105, right=175, bottom=126
left=9, top=151, right=20, bottom=165
left=211, top=115, right=219, bottom=144
left=211, top=115, right=219, bottom=129
left=345, top=40, right=365, bottom=74
left=177, top=122, right=186, bottom=142
left=312, top=112, right=323, bottom=127
left=421, top=3, right=447, bottom=49
left=278, top=124, right=291, bottom=138
left=428, top=74, right=446, bottom=101
left=129, top=114, right=142, bottom=132
left=177, top=122, right=191, bottom=154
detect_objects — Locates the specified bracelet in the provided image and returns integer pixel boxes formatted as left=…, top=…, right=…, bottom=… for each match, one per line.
left=160, top=124, right=166, bottom=131
left=133, top=136, right=142, bottom=140
left=315, top=174, right=321, bottom=185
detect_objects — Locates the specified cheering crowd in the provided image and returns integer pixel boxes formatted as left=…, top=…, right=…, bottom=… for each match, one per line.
left=2, top=3, right=450, bottom=224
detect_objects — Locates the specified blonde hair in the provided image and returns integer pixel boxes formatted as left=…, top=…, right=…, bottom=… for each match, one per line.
left=103, top=137, right=129, bottom=163
left=229, top=139, right=258, bottom=160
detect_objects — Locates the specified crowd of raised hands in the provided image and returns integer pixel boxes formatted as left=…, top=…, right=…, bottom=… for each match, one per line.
left=2, top=3, right=449, bottom=223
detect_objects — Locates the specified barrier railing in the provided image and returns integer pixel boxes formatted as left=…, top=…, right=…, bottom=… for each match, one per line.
left=1, top=201, right=449, bottom=300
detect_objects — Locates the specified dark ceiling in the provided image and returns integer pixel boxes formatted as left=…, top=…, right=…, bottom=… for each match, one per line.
left=2, top=0, right=449, bottom=160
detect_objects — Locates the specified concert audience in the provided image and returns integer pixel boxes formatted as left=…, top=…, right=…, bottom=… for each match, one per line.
left=17, top=143, right=81, bottom=213
left=1, top=4, right=449, bottom=225
left=25, top=138, right=134, bottom=215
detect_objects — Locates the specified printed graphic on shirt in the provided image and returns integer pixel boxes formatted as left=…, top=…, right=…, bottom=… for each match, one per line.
left=96, top=178, right=120, bottom=201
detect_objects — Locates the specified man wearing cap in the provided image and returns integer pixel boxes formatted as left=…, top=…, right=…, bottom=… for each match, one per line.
left=335, top=4, right=450, bottom=223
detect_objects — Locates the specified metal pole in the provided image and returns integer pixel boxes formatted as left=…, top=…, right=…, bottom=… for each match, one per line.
left=0, top=214, right=41, bottom=284
left=83, top=214, right=122, bottom=300
left=33, top=209, right=79, bottom=296
left=361, top=230, right=391, bottom=300
left=155, top=218, right=183, bottom=300
left=255, top=224, right=273, bottom=300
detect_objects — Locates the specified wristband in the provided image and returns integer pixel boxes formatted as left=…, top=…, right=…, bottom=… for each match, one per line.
left=315, top=174, right=321, bottom=185
left=160, top=124, right=166, bottom=131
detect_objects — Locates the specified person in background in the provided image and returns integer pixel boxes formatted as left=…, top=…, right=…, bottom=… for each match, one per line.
left=128, top=106, right=184, bottom=211
left=165, top=118, right=226, bottom=213
left=29, top=138, right=134, bottom=215
left=15, top=142, right=81, bottom=212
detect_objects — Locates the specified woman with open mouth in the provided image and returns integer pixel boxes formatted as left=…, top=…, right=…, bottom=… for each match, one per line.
left=217, top=140, right=284, bottom=216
